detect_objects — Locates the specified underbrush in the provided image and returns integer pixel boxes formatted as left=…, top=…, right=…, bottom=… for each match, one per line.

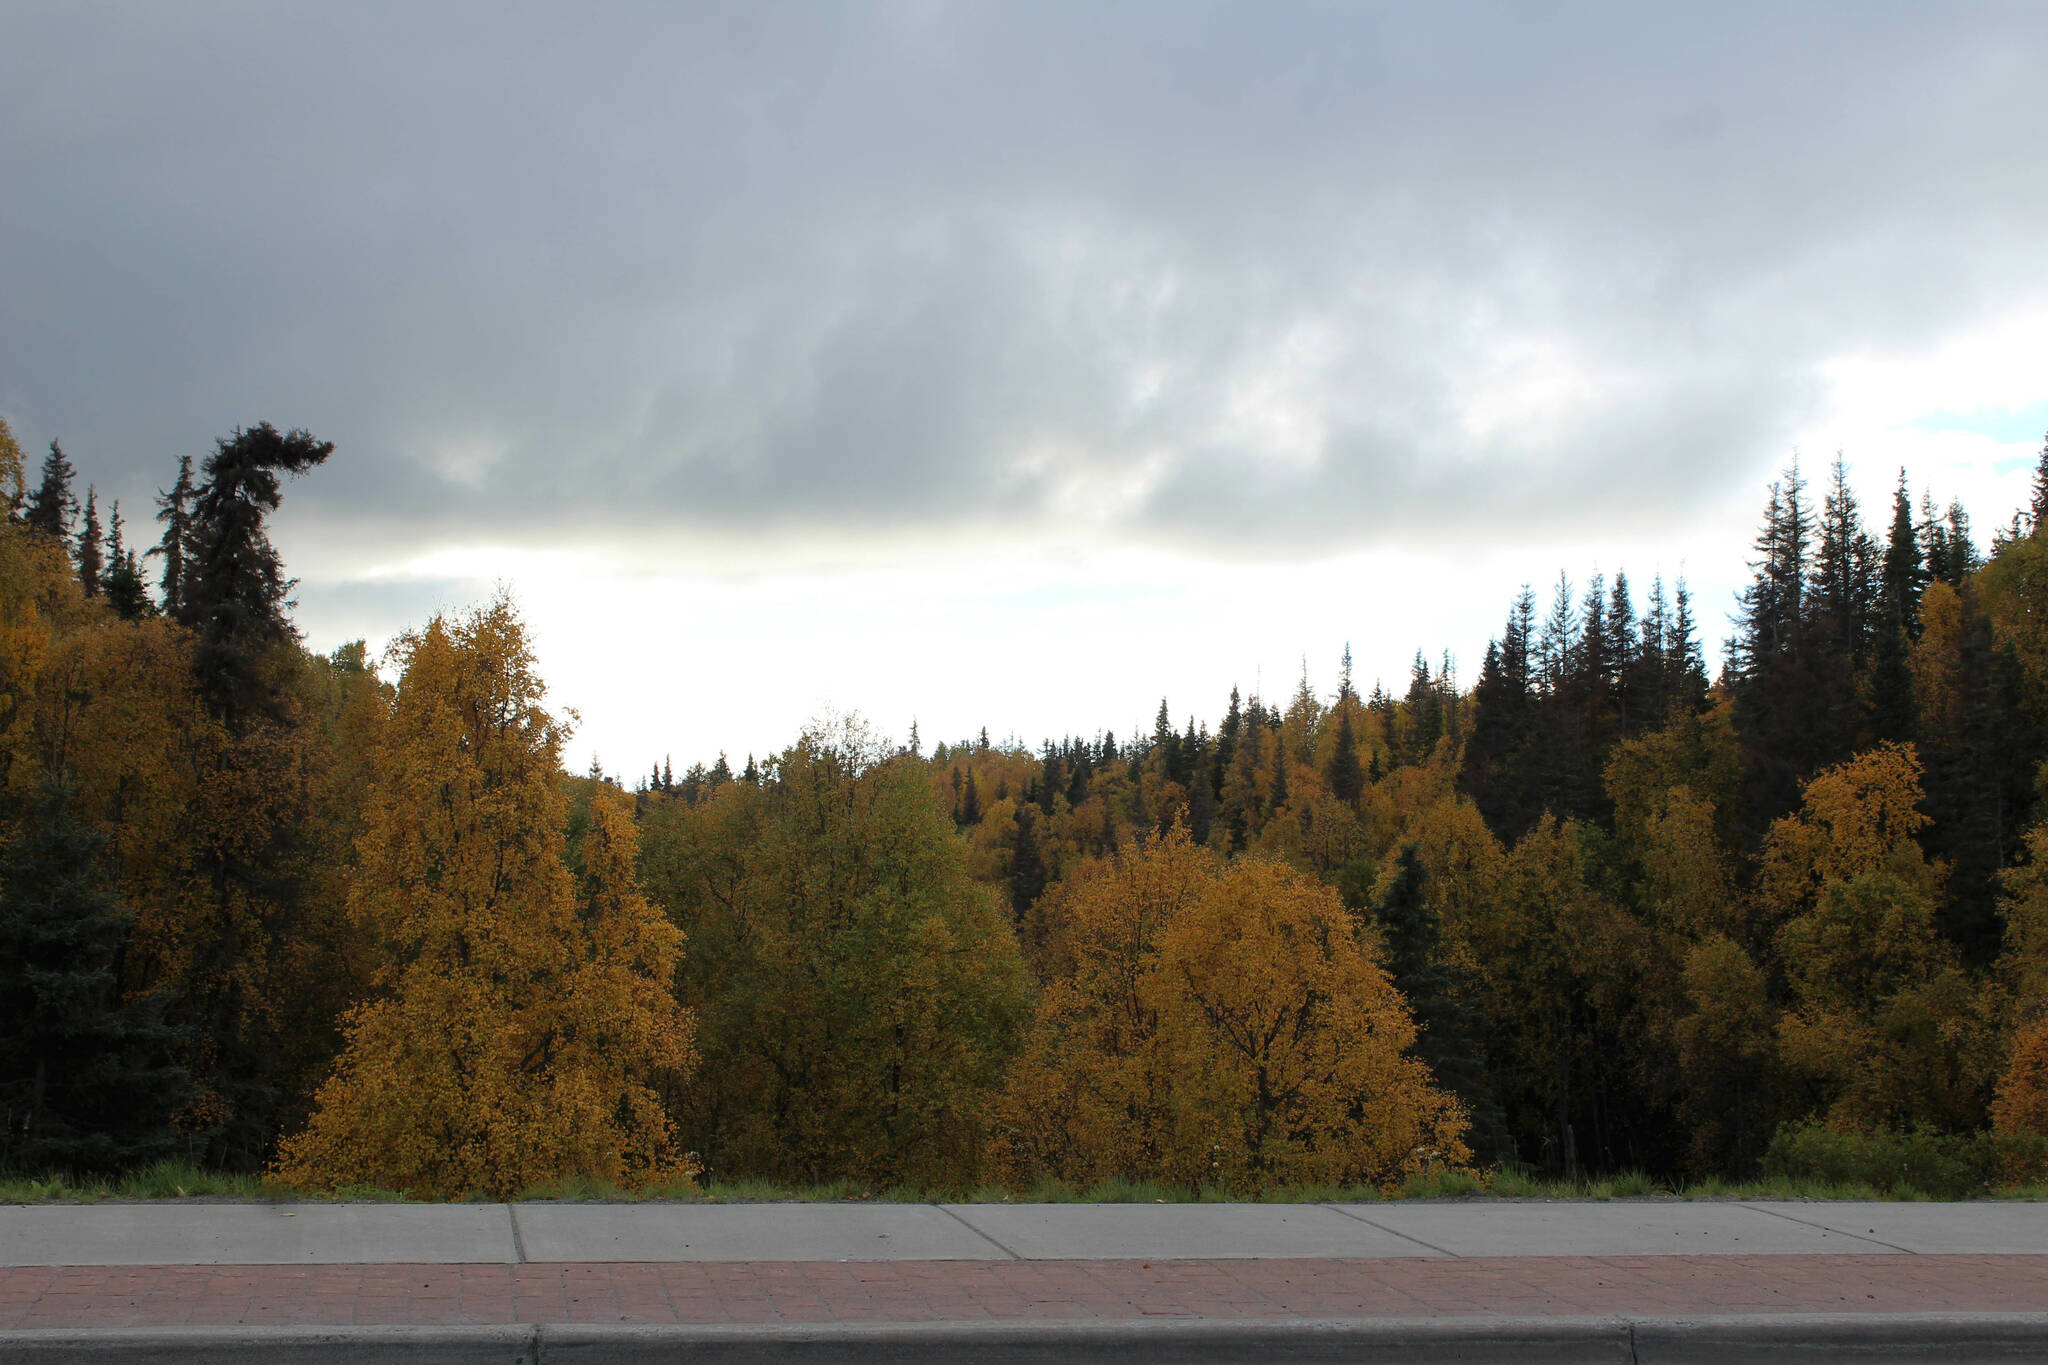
left=7, top=1156, right=2044, bottom=1205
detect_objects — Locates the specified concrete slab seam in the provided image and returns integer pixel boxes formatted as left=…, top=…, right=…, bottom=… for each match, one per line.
left=1737, top=1201, right=1918, bottom=1254
left=930, top=1203, right=1023, bottom=1259
left=1318, top=1202, right=1461, bottom=1257
left=505, top=1204, right=529, bottom=1264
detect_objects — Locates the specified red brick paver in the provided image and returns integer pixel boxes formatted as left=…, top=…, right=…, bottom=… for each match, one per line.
left=5, top=1256, right=2047, bottom=1330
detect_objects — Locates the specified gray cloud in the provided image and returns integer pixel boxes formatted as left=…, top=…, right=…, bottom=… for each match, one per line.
left=4, top=2, right=2046, bottom=562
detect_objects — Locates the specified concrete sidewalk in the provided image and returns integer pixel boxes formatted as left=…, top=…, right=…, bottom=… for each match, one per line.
left=4, top=1200, right=2046, bottom=1361
left=6, top=1196, right=2044, bottom=1265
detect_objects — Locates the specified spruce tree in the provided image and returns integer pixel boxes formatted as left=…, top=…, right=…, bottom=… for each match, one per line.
left=960, top=769, right=982, bottom=826
left=22, top=440, right=76, bottom=540
left=1869, top=473, right=1923, bottom=742
left=1630, top=575, right=1673, bottom=723
left=1806, top=455, right=1877, bottom=756
left=1368, top=844, right=1510, bottom=1164
left=75, top=486, right=103, bottom=597
left=1404, top=651, right=1443, bottom=763
left=1607, top=571, right=1638, bottom=736
left=152, top=453, right=196, bottom=617
left=1732, top=462, right=1835, bottom=837
left=1187, top=756, right=1216, bottom=845
left=1812, top=456, right=1876, bottom=662
left=1939, top=500, right=1978, bottom=585
left=1009, top=805, right=1046, bottom=924
left=1461, top=589, right=1539, bottom=838
left=101, top=503, right=153, bottom=621
left=180, top=423, right=335, bottom=728
left=1667, top=579, right=1708, bottom=710
left=1326, top=704, right=1365, bottom=805
left=1919, top=587, right=2038, bottom=964
left=0, top=780, right=187, bottom=1172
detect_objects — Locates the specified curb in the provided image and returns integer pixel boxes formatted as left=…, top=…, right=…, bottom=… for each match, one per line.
left=4, top=1313, right=2047, bottom=1362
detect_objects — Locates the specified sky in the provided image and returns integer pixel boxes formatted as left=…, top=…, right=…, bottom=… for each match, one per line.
left=5, top=2, right=2047, bottom=776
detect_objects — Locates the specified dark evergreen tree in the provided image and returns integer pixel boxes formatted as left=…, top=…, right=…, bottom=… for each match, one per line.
left=1065, top=750, right=1091, bottom=808
left=1606, top=572, right=1639, bottom=737
left=1149, top=699, right=1178, bottom=785
left=1868, top=472, right=1923, bottom=742
left=151, top=454, right=196, bottom=617
left=1919, top=585, right=2039, bottom=964
left=179, top=424, right=335, bottom=728
left=1367, top=680, right=1398, bottom=739
left=1804, top=455, right=1877, bottom=756
left=1187, top=756, right=1215, bottom=845
left=1326, top=704, right=1365, bottom=805
left=0, top=780, right=188, bottom=1173
left=1811, top=457, right=1876, bottom=662
left=960, top=769, right=982, bottom=826
left=1215, top=686, right=1242, bottom=792
left=1009, top=805, right=1046, bottom=924
left=1938, top=500, right=1978, bottom=586
left=1667, top=579, right=1708, bottom=711
left=1361, top=844, right=1511, bottom=1164
left=101, top=503, right=153, bottom=621
left=1629, top=575, right=1673, bottom=723
left=22, top=440, right=76, bottom=541
left=75, top=486, right=103, bottom=597
left=1731, top=462, right=1834, bottom=839
left=1403, top=651, right=1443, bottom=764
left=1461, top=588, right=1539, bottom=838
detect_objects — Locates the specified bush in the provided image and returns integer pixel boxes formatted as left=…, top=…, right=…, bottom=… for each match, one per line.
left=1761, top=1122, right=2028, bottom=1198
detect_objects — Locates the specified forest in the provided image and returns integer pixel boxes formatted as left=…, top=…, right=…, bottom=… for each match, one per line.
left=5, top=412, right=2048, bottom=1199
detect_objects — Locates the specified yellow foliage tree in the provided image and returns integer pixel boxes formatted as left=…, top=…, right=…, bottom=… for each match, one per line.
left=1757, top=741, right=1939, bottom=928
left=276, top=598, right=695, bottom=1197
left=998, top=827, right=1469, bottom=1190
left=1768, top=745, right=1996, bottom=1132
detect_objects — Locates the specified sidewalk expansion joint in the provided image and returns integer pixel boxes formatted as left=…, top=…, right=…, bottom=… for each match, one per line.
left=505, top=1204, right=529, bottom=1264
left=1738, top=1202, right=1917, bottom=1254
left=931, top=1204, right=1022, bottom=1259
left=1319, top=1202, right=1460, bottom=1257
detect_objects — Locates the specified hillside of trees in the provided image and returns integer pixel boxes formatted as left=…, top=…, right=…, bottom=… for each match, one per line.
left=6, top=412, right=2048, bottom=1195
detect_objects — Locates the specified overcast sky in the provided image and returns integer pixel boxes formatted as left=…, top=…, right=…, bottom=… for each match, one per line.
left=6, top=2, right=2047, bottom=773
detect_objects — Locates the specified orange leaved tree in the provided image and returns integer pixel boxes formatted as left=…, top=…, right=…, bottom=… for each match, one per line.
left=275, top=597, right=695, bottom=1197
left=998, top=826, right=1469, bottom=1190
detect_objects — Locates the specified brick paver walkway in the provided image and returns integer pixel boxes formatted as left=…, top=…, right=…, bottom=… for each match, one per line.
left=5, top=1256, right=2046, bottom=1330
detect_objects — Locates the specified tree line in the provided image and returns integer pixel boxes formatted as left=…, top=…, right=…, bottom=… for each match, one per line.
left=5, top=414, right=2048, bottom=1194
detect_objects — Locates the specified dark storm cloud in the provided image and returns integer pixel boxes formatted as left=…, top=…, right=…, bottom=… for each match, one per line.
left=4, top=2, right=2044, bottom=558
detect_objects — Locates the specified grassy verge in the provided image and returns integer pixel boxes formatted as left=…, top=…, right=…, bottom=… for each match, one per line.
left=6, top=1161, right=2045, bottom=1204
